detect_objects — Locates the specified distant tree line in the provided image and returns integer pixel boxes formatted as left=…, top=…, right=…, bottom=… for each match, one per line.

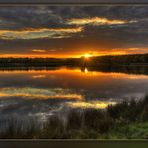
left=0, top=54, right=148, bottom=67
left=0, top=58, right=81, bottom=67
left=87, top=54, right=148, bottom=66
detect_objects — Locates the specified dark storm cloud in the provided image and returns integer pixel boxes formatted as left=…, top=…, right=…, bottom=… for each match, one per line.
left=0, top=7, right=66, bottom=30
left=0, top=6, right=148, bottom=30
left=0, top=6, right=148, bottom=55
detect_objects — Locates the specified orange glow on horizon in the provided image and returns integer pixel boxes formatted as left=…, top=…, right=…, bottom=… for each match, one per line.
left=83, top=53, right=92, bottom=58
left=0, top=50, right=145, bottom=58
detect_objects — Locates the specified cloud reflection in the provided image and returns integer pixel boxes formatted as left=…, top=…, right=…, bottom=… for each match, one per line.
left=0, top=87, right=83, bottom=100
left=66, top=101, right=116, bottom=109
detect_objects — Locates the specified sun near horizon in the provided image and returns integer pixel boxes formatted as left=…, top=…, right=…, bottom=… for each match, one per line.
left=0, top=51, right=147, bottom=59
left=83, top=53, right=92, bottom=59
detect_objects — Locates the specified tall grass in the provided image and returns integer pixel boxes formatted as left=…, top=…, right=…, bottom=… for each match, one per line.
left=0, top=96, right=148, bottom=139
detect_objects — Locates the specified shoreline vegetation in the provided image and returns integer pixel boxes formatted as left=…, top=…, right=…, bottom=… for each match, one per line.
left=0, top=54, right=148, bottom=75
left=0, top=53, right=148, bottom=67
left=0, top=96, right=148, bottom=139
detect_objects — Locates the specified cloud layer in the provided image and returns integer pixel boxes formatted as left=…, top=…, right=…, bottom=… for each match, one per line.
left=0, top=27, right=83, bottom=40
left=0, top=6, right=148, bottom=57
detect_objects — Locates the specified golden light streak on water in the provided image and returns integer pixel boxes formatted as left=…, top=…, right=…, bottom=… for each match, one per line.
left=66, top=101, right=116, bottom=109
left=0, top=87, right=84, bottom=100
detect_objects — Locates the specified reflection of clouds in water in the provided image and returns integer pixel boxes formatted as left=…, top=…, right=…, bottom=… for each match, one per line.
left=0, top=89, right=117, bottom=128
left=0, top=68, right=148, bottom=131
left=0, top=68, right=147, bottom=101
left=110, top=73, right=148, bottom=80
left=0, top=87, right=83, bottom=100
left=122, top=92, right=146, bottom=100
left=65, top=101, right=116, bottom=109
left=0, top=96, right=71, bottom=128
left=0, top=87, right=85, bottom=127
left=32, top=75, right=46, bottom=78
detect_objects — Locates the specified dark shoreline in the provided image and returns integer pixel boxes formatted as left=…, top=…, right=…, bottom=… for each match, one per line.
left=0, top=53, right=148, bottom=72
left=1, top=53, right=148, bottom=67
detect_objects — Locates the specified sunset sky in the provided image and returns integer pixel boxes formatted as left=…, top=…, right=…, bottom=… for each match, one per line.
left=0, top=6, right=148, bottom=58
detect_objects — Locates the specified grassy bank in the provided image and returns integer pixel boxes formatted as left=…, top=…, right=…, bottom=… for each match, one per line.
left=0, top=96, right=148, bottom=139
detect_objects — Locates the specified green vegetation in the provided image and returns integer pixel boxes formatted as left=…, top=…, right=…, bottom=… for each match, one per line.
left=0, top=96, right=148, bottom=139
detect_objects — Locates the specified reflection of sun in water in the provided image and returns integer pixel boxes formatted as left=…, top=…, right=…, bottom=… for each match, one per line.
left=84, top=68, right=88, bottom=73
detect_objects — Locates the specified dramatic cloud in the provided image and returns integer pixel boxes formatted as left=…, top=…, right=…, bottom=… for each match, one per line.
left=0, top=6, right=147, bottom=57
left=67, top=17, right=136, bottom=26
left=0, top=27, right=83, bottom=40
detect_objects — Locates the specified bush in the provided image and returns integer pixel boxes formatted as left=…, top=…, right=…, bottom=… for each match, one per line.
left=141, top=105, right=148, bottom=122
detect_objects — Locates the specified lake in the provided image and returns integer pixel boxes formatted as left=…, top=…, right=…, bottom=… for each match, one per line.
left=0, top=66, right=148, bottom=130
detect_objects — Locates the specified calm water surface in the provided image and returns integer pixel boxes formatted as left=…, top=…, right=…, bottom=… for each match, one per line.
left=0, top=67, right=148, bottom=127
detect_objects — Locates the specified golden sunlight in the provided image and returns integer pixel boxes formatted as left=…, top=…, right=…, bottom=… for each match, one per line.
left=83, top=53, right=92, bottom=58
left=66, top=101, right=117, bottom=109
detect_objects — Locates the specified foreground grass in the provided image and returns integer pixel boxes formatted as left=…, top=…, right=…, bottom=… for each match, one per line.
left=101, top=122, right=148, bottom=139
left=0, top=96, right=148, bottom=139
